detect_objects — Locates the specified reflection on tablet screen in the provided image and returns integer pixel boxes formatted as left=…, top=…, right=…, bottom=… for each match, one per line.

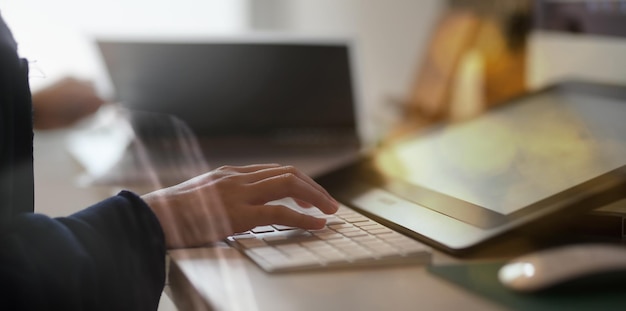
left=375, top=92, right=626, bottom=215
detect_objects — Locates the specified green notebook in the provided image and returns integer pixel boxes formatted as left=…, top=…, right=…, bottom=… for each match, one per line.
left=428, top=262, right=626, bottom=311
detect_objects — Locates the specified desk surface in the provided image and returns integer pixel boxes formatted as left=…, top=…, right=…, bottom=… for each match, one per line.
left=33, top=126, right=621, bottom=311
left=168, top=247, right=508, bottom=311
left=166, top=231, right=558, bottom=311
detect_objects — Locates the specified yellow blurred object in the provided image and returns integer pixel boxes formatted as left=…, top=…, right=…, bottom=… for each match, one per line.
left=477, top=16, right=527, bottom=109
left=394, top=1, right=531, bottom=139
left=407, top=10, right=482, bottom=122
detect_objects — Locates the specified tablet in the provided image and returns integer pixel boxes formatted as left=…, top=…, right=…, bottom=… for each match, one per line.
left=317, top=80, right=626, bottom=254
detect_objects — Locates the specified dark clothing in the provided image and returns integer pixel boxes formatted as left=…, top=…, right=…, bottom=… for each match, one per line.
left=0, top=192, right=166, bottom=310
left=0, top=12, right=166, bottom=310
left=0, top=14, right=33, bottom=218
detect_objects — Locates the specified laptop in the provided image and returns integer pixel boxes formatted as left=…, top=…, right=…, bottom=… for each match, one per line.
left=93, top=35, right=363, bottom=185
left=316, top=80, right=626, bottom=255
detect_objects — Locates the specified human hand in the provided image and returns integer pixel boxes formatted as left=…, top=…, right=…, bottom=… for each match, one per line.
left=142, top=164, right=339, bottom=249
left=32, top=77, right=105, bottom=129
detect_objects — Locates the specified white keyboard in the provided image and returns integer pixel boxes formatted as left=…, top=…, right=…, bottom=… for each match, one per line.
left=226, top=202, right=432, bottom=273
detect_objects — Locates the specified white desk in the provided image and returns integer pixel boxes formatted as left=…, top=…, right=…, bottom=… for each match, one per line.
left=168, top=248, right=503, bottom=311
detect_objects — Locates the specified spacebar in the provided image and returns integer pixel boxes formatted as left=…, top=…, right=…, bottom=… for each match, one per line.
left=261, top=230, right=319, bottom=246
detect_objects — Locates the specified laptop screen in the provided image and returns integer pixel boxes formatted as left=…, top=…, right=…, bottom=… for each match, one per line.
left=97, top=37, right=359, bottom=144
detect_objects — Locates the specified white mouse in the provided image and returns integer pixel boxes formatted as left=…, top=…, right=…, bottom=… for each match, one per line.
left=498, top=243, right=626, bottom=292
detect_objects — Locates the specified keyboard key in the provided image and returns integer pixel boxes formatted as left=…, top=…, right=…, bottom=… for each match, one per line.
left=313, top=232, right=344, bottom=240
left=249, top=246, right=285, bottom=258
left=264, top=233, right=316, bottom=245
left=310, top=228, right=335, bottom=235
left=328, top=223, right=355, bottom=230
left=352, top=235, right=378, bottom=244
left=341, top=216, right=370, bottom=223
left=235, top=238, right=267, bottom=249
left=231, top=233, right=254, bottom=240
left=323, top=216, right=346, bottom=225
left=365, top=228, right=394, bottom=235
left=276, top=244, right=307, bottom=253
left=252, top=226, right=276, bottom=234
left=272, top=224, right=297, bottom=231
left=327, top=238, right=359, bottom=247
left=342, top=230, right=369, bottom=238
left=300, top=240, right=329, bottom=249
left=354, top=222, right=384, bottom=229
left=335, top=227, right=361, bottom=234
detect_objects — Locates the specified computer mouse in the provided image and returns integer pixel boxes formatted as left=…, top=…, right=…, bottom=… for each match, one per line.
left=498, top=243, right=626, bottom=293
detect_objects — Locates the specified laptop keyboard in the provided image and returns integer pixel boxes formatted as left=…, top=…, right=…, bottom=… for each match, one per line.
left=226, top=200, right=432, bottom=273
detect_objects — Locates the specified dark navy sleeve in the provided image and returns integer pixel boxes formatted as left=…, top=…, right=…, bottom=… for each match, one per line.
left=0, top=12, right=35, bottom=219
left=0, top=191, right=166, bottom=311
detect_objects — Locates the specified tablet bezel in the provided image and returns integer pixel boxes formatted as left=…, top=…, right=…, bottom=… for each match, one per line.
left=317, top=80, right=626, bottom=254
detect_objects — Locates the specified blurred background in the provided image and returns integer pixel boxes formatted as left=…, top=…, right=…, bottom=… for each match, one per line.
left=2, top=0, right=626, bottom=144
left=1, top=0, right=437, bottom=145
left=3, top=2, right=626, bottom=310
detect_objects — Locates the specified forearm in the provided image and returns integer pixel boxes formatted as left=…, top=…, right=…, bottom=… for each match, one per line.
left=0, top=191, right=166, bottom=310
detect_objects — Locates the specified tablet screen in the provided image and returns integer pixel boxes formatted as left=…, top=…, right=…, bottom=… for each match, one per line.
left=373, top=89, right=626, bottom=217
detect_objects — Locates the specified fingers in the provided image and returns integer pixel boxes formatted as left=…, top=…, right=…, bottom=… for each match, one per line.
left=217, top=163, right=282, bottom=174
left=233, top=165, right=335, bottom=201
left=247, top=172, right=338, bottom=214
left=253, top=204, right=326, bottom=230
left=213, top=164, right=338, bottom=214
left=145, top=163, right=338, bottom=247
left=32, top=77, right=105, bottom=129
left=257, top=166, right=334, bottom=198
left=293, top=198, right=314, bottom=208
